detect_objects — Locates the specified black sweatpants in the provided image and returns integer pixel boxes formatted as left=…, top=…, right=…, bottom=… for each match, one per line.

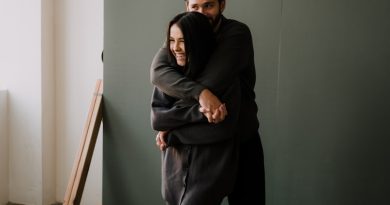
left=228, top=134, right=265, bottom=205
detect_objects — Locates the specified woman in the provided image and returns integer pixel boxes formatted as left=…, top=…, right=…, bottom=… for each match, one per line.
left=151, top=12, right=241, bottom=205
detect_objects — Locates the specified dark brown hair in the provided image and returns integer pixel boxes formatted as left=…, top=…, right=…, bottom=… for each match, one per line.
left=166, top=12, right=216, bottom=78
left=184, top=0, right=224, bottom=3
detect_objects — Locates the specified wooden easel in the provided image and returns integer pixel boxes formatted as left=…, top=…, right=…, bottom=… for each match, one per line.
left=63, top=79, right=103, bottom=205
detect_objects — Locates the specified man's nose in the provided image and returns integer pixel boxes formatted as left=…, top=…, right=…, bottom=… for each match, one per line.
left=198, top=7, right=204, bottom=14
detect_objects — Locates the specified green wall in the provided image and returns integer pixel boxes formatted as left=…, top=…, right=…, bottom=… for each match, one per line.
left=104, top=0, right=390, bottom=204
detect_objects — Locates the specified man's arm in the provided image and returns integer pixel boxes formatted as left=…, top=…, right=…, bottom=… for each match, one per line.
left=168, top=79, right=241, bottom=144
left=195, top=22, right=253, bottom=95
left=151, top=47, right=225, bottom=121
left=151, top=21, right=253, bottom=96
left=150, top=21, right=253, bottom=110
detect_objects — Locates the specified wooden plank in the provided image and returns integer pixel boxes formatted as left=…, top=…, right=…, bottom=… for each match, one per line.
left=63, top=79, right=103, bottom=205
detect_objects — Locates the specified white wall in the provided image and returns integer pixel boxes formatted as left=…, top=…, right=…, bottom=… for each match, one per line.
left=55, top=0, right=103, bottom=204
left=0, top=0, right=44, bottom=204
left=0, top=90, right=8, bottom=205
left=0, top=0, right=103, bottom=204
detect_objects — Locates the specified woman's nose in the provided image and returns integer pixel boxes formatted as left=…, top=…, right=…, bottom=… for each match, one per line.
left=174, top=42, right=181, bottom=51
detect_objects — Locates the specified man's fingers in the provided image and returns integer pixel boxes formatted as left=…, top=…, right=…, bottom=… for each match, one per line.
left=205, top=112, right=213, bottom=123
left=200, top=103, right=229, bottom=123
left=220, top=104, right=227, bottom=116
left=198, top=89, right=222, bottom=113
left=199, top=106, right=210, bottom=113
left=199, top=106, right=214, bottom=122
left=212, top=109, right=221, bottom=122
left=209, top=104, right=228, bottom=124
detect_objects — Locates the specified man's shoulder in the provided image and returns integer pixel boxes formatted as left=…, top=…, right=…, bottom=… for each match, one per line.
left=223, top=17, right=247, bottom=27
left=221, top=16, right=251, bottom=34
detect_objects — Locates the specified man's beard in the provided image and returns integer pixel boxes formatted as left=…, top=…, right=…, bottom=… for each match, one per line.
left=210, top=12, right=222, bottom=30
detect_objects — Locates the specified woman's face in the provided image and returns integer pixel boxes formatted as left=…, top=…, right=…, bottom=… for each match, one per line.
left=169, top=24, right=186, bottom=66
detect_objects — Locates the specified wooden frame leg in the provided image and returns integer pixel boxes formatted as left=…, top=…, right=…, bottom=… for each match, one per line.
left=63, top=79, right=103, bottom=205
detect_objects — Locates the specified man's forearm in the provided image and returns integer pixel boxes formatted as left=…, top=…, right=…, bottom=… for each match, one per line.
left=151, top=47, right=225, bottom=119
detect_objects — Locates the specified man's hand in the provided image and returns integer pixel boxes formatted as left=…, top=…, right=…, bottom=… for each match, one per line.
left=155, top=131, right=168, bottom=151
left=198, top=89, right=228, bottom=123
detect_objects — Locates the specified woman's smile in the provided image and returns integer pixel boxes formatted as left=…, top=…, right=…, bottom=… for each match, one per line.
left=169, top=24, right=187, bottom=66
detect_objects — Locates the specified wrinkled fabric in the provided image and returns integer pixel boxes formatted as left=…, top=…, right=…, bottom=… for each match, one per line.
left=150, top=16, right=261, bottom=205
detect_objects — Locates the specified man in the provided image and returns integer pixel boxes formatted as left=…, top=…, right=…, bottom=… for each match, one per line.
left=151, top=0, right=265, bottom=204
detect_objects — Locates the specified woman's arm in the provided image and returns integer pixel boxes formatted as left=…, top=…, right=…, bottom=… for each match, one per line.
left=151, top=87, right=206, bottom=131
left=150, top=47, right=205, bottom=100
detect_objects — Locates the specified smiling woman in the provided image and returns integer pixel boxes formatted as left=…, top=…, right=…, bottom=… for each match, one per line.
left=165, top=12, right=216, bottom=77
left=169, top=24, right=186, bottom=66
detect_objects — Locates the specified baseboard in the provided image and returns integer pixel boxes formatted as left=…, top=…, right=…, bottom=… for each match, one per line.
left=6, top=202, right=25, bottom=205
left=6, top=201, right=62, bottom=205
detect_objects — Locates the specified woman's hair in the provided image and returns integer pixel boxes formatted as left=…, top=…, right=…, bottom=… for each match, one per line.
left=166, top=12, right=216, bottom=78
left=184, top=0, right=224, bottom=3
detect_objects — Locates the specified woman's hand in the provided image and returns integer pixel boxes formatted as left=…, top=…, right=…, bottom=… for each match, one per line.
left=156, top=131, right=168, bottom=151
